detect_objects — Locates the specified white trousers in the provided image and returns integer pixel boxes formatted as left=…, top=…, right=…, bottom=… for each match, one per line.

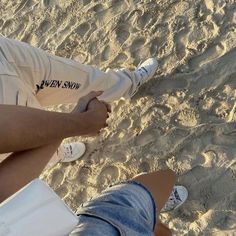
left=0, top=37, right=136, bottom=167
left=0, top=37, right=136, bottom=108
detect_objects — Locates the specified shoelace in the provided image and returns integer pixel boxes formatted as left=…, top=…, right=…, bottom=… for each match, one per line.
left=63, top=145, right=73, bottom=159
left=136, top=67, right=149, bottom=86
left=162, top=189, right=182, bottom=212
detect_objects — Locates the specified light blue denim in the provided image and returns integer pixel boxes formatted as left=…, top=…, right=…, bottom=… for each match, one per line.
left=70, top=181, right=157, bottom=236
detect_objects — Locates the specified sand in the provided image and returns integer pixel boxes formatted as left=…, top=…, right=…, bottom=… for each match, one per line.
left=1, top=0, right=236, bottom=235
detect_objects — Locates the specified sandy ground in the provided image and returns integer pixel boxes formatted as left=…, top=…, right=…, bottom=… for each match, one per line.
left=1, top=0, right=236, bottom=235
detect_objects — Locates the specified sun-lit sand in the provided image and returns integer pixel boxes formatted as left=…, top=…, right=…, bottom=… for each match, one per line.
left=1, top=0, right=236, bottom=234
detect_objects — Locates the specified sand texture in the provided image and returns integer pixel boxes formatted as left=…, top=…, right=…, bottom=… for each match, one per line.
left=1, top=0, right=236, bottom=235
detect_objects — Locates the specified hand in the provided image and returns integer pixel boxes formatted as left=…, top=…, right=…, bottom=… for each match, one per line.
left=72, top=91, right=103, bottom=114
left=85, top=98, right=111, bottom=134
left=71, top=91, right=111, bottom=135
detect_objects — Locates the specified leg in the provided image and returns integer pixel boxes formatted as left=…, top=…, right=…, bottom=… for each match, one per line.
left=154, top=222, right=172, bottom=236
left=71, top=170, right=175, bottom=235
left=0, top=36, right=133, bottom=106
left=0, top=37, right=158, bottom=107
left=36, top=56, right=158, bottom=106
left=36, top=54, right=134, bottom=105
left=0, top=140, right=61, bottom=203
left=72, top=181, right=156, bottom=235
left=132, top=169, right=176, bottom=210
left=132, top=170, right=176, bottom=235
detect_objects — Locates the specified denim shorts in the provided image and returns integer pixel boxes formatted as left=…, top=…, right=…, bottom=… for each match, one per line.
left=70, top=181, right=157, bottom=236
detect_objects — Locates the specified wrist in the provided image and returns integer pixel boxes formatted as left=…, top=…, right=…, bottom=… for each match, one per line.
left=68, top=112, right=91, bottom=136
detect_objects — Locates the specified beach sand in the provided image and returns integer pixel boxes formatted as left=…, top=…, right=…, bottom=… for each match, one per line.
left=1, top=0, right=236, bottom=235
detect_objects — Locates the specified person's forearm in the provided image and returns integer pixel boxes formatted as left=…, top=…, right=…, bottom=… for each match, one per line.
left=0, top=105, right=87, bottom=153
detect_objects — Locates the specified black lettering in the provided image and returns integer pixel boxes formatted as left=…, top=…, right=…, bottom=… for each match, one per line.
left=76, top=83, right=81, bottom=89
left=62, top=81, right=68, bottom=88
left=71, top=83, right=76, bottom=89
left=40, top=80, right=45, bottom=89
left=36, top=80, right=45, bottom=91
left=57, top=80, right=63, bottom=88
left=61, top=81, right=81, bottom=89
left=68, top=81, right=73, bottom=89
left=44, top=80, right=51, bottom=87
left=50, top=80, right=57, bottom=88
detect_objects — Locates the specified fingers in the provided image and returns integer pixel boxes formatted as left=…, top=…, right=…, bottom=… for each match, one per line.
left=85, top=91, right=103, bottom=101
left=76, top=91, right=104, bottom=113
left=77, top=92, right=111, bottom=114
left=79, top=91, right=103, bottom=106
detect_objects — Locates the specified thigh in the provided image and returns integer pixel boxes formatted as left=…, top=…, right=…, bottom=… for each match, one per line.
left=70, top=215, right=119, bottom=236
left=0, top=37, right=50, bottom=92
left=0, top=74, right=41, bottom=108
left=0, top=46, right=41, bottom=108
left=35, top=54, right=90, bottom=107
left=35, top=54, right=126, bottom=106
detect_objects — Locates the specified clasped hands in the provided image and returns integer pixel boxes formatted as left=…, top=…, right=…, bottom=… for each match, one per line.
left=72, top=91, right=111, bottom=135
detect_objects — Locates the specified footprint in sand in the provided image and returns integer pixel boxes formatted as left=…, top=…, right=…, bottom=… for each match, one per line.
left=97, top=165, right=120, bottom=186
left=76, top=22, right=90, bottom=38
left=131, top=37, right=146, bottom=52
left=76, top=166, right=92, bottom=185
left=114, top=53, right=128, bottom=64
left=89, top=3, right=104, bottom=13
left=150, top=38, right=160, bottom=56
left=50, top=169, right=64, bottom=187
left=76, top=188, right=87, bottom=204
left=135, top=130, right=156, bottom=147
left=139, top=161, right=150, bottom=172
left=137, top=12, right=152, bottom=29
left=152, top=104, right=172, bottom=115
left=39, top=20, right=51, bottom=32
left=112, top=151, right=128, bottom=163
left=115, top=25, right=130, bottom=45
left=174, top=26, right=189, bottom=60
left=189, top=42, right=226, bottom=69
left=131, top=37, right=147, bottom=62
left=42, top=0, right=60, bottom=7
left=82, top=0, right=92, bottom=6
left=101, top=45, right=110, bottom=61
left=14, top=0, right=34, bottom=14
left=153, top=77, right=188, bottom=95
left=55, top=185, right=68, bottom=199
left=119, top=118, right=132, bottom=130
left=2, top=19, right=14, bottom=30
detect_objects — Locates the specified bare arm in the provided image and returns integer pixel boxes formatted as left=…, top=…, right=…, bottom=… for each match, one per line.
left=0, top=92, right=109, bottom=153
left=0, top=92, right=110, bottom=202
left=0, top=105, right=89, bottom=153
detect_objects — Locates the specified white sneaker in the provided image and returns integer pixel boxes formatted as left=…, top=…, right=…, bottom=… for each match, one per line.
left=60, top=142, right=86, bottom=163
left=161, top=186, right=188, bottom=213
left=131, top=58, right=158, bottom=96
